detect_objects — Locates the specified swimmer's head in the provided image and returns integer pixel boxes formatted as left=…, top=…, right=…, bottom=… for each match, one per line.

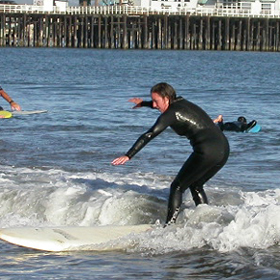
left=237, top=116, right=247, bottom=123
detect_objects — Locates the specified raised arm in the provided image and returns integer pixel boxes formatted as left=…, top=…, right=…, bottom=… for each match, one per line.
left=128, top=98, right=153, bottom=109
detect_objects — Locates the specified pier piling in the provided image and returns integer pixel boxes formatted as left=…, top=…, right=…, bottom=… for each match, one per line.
left=1, top=10, right=280, bottom=51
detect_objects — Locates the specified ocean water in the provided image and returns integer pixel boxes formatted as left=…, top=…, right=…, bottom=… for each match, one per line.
left=0, top=48, right=280, bottom=279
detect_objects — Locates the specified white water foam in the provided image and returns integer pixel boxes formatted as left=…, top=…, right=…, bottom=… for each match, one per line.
left=0, top=166, right=167, bottom=227
left=124, top=191, right=280, bottom=254
left=1, top=165, right=280, bottom=253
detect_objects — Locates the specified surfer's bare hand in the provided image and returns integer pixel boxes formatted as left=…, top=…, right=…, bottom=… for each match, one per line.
left=111, top=156, right=130, bottom=165
left=10, top=102, right=21, bottom=111
left=129, top=98, right=143, bottom=109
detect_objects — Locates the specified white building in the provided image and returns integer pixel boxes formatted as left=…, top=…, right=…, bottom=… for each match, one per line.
left=33, top=0, right=68, bottom=11
left=218, top=0, right=280, bottom=14
left=133, top=0, right=280, bottom=14
left=133, top=0, right=200, bottom=10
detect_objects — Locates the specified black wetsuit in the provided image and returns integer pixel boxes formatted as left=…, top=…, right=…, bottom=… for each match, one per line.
left=217, top=120, right=257, bottom=132
left=125, top=96, right=230, bottom=225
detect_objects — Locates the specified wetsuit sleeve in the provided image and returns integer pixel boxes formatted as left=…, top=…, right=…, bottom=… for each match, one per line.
left=125, top=114, right=170, bottom=159
left=223, top=122, right=242, bottom=132
left=216, top=122, right=224, bottom=131
left=140, top=101, right=153, bottom=108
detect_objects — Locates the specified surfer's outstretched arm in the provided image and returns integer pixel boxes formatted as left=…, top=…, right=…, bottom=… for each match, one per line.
left=0, top=86, right=21, bottom=111
left=129, top=98, right=153, bottom=109
left=112, top=114, right=167, bottom=166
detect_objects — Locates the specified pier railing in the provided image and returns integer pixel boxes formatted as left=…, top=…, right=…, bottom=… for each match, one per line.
left=1, top=4, right=280, bottom=18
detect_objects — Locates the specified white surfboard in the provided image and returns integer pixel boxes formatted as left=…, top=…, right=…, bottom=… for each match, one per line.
left=11, top=110, right=48, bottom=115
left=0, top=224, right=152, bottom=252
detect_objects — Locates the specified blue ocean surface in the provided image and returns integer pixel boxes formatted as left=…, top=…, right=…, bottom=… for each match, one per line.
left=0, top=48, right=280, bottom=279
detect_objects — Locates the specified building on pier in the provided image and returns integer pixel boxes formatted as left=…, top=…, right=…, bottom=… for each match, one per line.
left=134, top=0, right=214, bottom=10
left=134, top=0, right=202, bottom=10
left=33, top=0, right=68, bottom=11
left=1, top=0, right=280, bottom=15
left=133, top=0, right=280, bottom=14
left=216, top=0, right=280, bottom=14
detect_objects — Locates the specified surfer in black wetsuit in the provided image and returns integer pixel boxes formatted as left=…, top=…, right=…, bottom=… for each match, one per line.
left=0, top=86, right=21, bottom=112
left=213, top=114, right=257, bottom=132
left=112, top=83, right=230, bottom=226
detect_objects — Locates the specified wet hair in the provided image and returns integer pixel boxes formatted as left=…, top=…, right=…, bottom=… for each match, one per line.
left=237, top=116, right=247, bottom=123
left=150, top=83, right=177, bottom=103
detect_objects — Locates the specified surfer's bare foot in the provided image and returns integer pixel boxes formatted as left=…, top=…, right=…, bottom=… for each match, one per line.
left=213, top=114, right=223, bottom=123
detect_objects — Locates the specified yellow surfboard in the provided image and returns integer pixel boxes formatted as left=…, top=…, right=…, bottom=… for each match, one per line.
left=0, top=110, right=12, bottom=119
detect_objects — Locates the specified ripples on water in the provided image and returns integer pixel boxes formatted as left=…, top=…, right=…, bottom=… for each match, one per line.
left=0, top=48, right=280, bottom=279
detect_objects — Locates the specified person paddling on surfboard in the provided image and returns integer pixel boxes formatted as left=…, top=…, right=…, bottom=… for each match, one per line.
left=0, top=86, right=21, bottom=113
left=213, top=115, right=258, bottom=132
left=112, top=83, right=230, bottom=227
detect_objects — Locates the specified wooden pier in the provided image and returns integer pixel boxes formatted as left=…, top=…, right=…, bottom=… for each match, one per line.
left=1, top=5, right=280, bottom=51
